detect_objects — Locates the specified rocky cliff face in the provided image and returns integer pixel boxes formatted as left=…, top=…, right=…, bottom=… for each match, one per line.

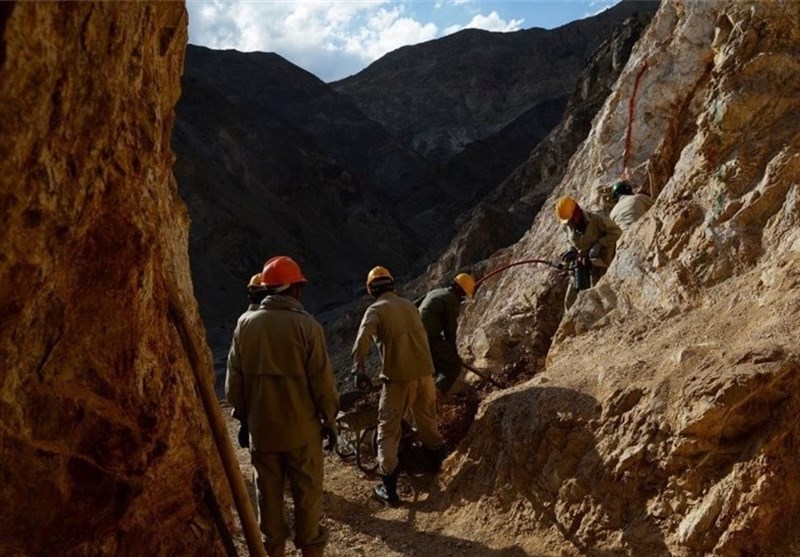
left=0, top=4, right=229, bottom=555
left=436, top=1, right=800, bottom=554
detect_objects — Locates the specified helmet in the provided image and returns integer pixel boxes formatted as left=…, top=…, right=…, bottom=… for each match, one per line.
left=261, top=256, right=307, bottom=289
left=556, top=196, right=579, bottom=224
left=248, top=273, right=264, bottom=288
left=453, top=273, right=475, bottom=298
left=611, top=180, right=633, bottom=201
left=366, top=266, right=394, bottom=291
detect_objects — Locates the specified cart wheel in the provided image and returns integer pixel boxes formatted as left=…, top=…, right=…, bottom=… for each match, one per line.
left=356, top=426, right=379, bottom=474
left=335, top=421, right=357, bottom=459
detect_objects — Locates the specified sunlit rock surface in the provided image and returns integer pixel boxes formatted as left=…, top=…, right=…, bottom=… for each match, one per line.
left=0, top=4, right=230, bottom=555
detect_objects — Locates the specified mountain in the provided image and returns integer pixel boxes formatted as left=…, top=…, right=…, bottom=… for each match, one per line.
left=173, top=46, right=429, bottom=367
left=419, top=10, right=655, bottom=286
left=332, top=1, right=660, bottom=163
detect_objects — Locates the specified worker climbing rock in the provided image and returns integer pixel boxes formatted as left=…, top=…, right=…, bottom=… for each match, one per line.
left=556, top=196, right=622, bottom=311
left=352, top=266, right=445, bottom=506
left=226, top=256, right=339, bottom=557
left=417, top=273, right=475, bottom=394
left=609, top=180, right=654, bottom=231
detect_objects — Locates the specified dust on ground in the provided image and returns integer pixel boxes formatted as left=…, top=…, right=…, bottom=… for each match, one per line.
left=220, top=381, right=521, bottom=557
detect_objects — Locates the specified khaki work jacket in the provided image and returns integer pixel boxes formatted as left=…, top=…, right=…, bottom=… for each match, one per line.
left=352, top=292, right=435, bottom=381
left=610, top=194, right=654, bottom=231
left=563, top=210, right=622, bottom=268
left=226, top=295, right=339, bottom=452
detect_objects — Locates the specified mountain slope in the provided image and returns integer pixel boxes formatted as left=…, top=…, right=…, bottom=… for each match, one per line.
left=430, top=1, right=800, bottom=554
left=333, top=1, right=659, bottom=162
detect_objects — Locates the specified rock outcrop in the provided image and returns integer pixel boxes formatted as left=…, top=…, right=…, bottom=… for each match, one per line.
left=0, top=4, right=230, bottom=555
left=437, top=1, right=800, bottom=554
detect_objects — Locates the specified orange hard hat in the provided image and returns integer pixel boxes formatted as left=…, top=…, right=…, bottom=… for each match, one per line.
left=556, top=196, right=579, bottom=224
left=262, top=256, right=307, bottom=288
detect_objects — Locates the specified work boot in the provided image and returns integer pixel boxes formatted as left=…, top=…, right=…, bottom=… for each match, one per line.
left=265, top=542, right=286, bottom=557
left=373, top=471, right=401, bottom=507
left=300, top=544, right=325, bottom=557
left=422, top=446, right=445, bottom=473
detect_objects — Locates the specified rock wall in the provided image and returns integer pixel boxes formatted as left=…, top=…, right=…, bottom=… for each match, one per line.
left=0, top=4, right=230, bottom=555
left=441, top=1, right=800, bottom=554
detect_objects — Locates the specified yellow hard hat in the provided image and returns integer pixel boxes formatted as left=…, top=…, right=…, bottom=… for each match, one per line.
left=366, top=266, right=394, bottom=289
left=453, top=273, right=475, bottom=298
left=556, top=196, right=578, bottom=224
left=248, top=273, right=263, bottom=288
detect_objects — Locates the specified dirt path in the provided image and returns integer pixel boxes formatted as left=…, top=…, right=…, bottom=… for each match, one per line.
left=220, top=394, right=524, bottom=557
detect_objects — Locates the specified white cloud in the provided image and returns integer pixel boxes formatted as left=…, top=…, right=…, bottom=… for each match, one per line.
left=444, top=11, right=524, bottom=35
left=187, top=0, right=439, bottom=81
left=186, top=1, right=534, bottom=82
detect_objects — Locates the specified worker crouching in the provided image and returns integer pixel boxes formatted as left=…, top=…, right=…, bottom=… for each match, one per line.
left=417, top=273, right=475, bottom=394
left=556, top=196, right=622, bottom=311
left=352, top=266, right=445, bottom=506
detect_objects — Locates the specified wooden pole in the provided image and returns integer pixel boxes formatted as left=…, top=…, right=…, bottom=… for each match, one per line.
left=167, top=282, right=267, bottom=557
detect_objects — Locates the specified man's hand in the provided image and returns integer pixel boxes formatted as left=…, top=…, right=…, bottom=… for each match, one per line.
left=560, top=249, right=578, bottom=263
left=353, top=372, right=371, bottom=390
left=321, top=426, right=337, bottom=452
left=589, top=243, right=602, bottom=259
left=237, top=422, right=250, bottom=449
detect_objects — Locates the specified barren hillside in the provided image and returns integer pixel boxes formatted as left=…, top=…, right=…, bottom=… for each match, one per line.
left=432, top=1, right=800, bottom=554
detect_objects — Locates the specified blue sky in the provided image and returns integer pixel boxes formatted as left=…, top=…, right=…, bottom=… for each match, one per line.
left=187, top=1, right=622, bottom=82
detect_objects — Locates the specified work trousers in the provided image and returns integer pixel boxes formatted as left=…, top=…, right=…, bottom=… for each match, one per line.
left=428, top=336, right=462, bottom=393
left=377, top=375, right=444, bottom=476
left=251, top=442, right=328, bottom=549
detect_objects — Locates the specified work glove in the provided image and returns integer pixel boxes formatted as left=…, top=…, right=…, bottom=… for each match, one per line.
left=321, top=426, right=337, bottom=452
left=560, top=249, right=578, bottom=263
left=589, top=243, right=602, bottom=259
left=353, top=371, right=371, bottom=391
left=237, top=422, right=250, bottom=449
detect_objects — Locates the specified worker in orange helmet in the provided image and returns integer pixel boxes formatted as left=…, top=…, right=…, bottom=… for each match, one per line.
left=555, top=196, right=622, bottom=311
left=416, top=272, right=475, bottom=394
left=352, top=266, right=445, bottom=507
left=226, top=256, right=339, bottom=557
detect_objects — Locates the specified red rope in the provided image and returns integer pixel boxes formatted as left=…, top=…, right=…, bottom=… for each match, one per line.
left=475, top=259, right=559, bottom=289
left=622, top=59, right=649, bottom=177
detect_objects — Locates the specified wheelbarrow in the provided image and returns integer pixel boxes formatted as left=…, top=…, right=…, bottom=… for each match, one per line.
left=335, top=386, right=380, bottom=473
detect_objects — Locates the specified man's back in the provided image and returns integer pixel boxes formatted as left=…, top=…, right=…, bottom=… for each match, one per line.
left=418, top=287, right=459, bottom=342
left=353, top=292, right=434, bottom=381
left=228, top=294, right=338, bottom=452
left=610, top=193, right=654, bottom=231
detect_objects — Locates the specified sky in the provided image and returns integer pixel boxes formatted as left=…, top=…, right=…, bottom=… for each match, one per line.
left=187, top=0, right=622, bottom=83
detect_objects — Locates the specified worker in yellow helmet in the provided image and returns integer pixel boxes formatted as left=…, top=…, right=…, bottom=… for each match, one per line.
left=352, top=266, right=445, bottom=507
left=417, top=272, right=475, bottom=394
left=555, top=196, right=622, bottom=310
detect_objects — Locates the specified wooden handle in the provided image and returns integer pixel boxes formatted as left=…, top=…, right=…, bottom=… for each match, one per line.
left=167, top=282, right=267, bottom=557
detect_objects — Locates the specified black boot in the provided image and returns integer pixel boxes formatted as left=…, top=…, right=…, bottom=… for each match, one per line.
left=373, top=471, right=401, bottom=507
left=422, top=446, right=445, bottom=473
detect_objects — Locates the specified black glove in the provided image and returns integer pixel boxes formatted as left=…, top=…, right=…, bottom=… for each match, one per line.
left=321, top=426, right=337, bottom=452
left=560, top=249, right=578, bottom=263
left=237, top=422, right=250, bottom=449
left=589, top=243, right=602, bottom=259
left=353, top=372, right=371, bottom=390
